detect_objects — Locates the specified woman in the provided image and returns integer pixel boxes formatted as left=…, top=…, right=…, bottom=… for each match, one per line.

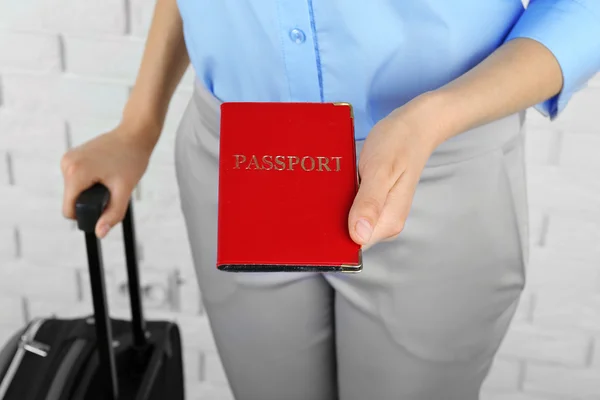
left=60, top=1, right=600, bottom=399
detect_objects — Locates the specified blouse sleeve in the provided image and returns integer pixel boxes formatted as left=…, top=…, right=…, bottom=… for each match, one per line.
left=504, top=0, right=600, bottom=118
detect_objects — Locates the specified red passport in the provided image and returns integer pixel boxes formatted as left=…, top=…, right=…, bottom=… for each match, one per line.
left=217, top=102, right=362, bottom=273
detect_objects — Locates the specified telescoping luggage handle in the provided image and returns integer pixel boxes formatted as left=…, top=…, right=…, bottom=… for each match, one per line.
left=75, top=183, right=148, bottom=400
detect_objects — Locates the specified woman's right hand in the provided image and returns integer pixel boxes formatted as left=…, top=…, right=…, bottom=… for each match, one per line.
left=61, top=124, right=156, bottom=238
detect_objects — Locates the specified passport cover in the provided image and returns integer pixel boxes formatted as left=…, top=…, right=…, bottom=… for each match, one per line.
left=217, top=102, right=362, bottom=273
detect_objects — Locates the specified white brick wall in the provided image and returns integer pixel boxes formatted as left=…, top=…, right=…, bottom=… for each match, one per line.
left=482, top=358, right=522, bottom=392
left=0, top=0, right=127, bottom=34
left=524, top=363, right=600, bottom=398
left=0, top=111, right=66, bottom=157
left=129, top=0, right=157, bottom=37
left=593, top=337, right=600, bottom=369
left=0, top=32, right=61, bottom=73
left=1, top=2, right=599, bottom=399
left=498, top=324, right=591, bottom=367
left=64, top=35, right=145, bottom=81
left=2, top=73, right=130, bottom=118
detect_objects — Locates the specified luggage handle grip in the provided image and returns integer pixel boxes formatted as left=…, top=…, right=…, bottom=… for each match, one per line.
left=75, top=183, right=110, bottom=233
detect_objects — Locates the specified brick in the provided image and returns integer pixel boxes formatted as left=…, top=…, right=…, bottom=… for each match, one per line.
left=2, top=73, right=129, bottom=119
left=112, top=265, right=182, bottom=312
left=560, top=132, right=600, bottom=169
left=18, top=226, right=127, bottom=268
left=498, top=324, right=590, bottom=367
left=533, top=291, right=600, bottom=333
left=129, top=0, right=157, bottom=37
left=527, top=87, right=600, bottom=133
left=28, top=302, right=138, bottom=324
left=45, top=267, right=124, bottom=312
left=0, top=110, right=66, bottom=158
left=175, top=315, right=217, bottom=351
left=480, top=391, right=567, bottom=400
left=186, top=382, right=234, bottom=400
left=136, top=218, right=193, bottom=270
left=0, top=187, right=68, bottom=229
left=0, top=2, right=37, bottom=30
left=149, top=127, right=177, bottom=166
left=0, top=0, right=126, bottom=35
left=525, top=108, right=550, bottom=131
left=119, top=256, right=201, bottom=316
left=528, top=209, right=547, bottom=249
left=544, top=215, right=600, bottom=254
left=0, top=226, right=15, bottom=261
left=135, top=224, right=186, bottom=266
left=0, top=260, right=79, bottom=303
left=135, top=307, right=182, bottom=325
left=0, top=295, right=27, bottom=328
left=68, top=117, right=122, bottom=147
left=513, top=292, right=534, bottom=323
left=10, top=153, right=65, bottom=197
left=133, top=195, right=186, bottom=225
left=523, top=363, right=600, bottom=398
left=526, top=165, right=600, bottom=217
left=592, top=337, right=600, bottom=369
left=138, top=162, right=180, bottom=204
left=176, top=268, right=204, bottom=316
left=27, top=298, right=94, bottom=320
left=65, top=35, right=145, bottom=82
left=0, top=326, right=21, bottom=349
left=163, top=89, right=193, bottom=133
left=524, top=128, right=560, bottom=166
left=527, top=247, right=600, bottom=292
left=0, top=32, right=61, bottom=73
left=204, top=351, right=228, bottom=384
left=0, top=151, right=8, bottom=186
left=183, top=348, right=202, bottom=383
left=482, top=358, right=521, bottom=391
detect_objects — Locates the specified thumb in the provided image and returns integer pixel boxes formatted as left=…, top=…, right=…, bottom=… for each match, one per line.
left=95, top=186, right=131, bottom=238
left=348, top=168, right=392, bottom=246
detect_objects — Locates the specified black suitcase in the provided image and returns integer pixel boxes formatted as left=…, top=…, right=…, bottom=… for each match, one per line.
left=0, top=184, right=185, bottom=399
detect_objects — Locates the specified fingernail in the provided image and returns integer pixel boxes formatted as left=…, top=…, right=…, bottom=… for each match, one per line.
left=355, top=219, right=373, bottom=243
left=98, top=223, right=110, bottom=238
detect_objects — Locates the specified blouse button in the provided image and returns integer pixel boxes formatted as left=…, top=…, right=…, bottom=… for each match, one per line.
left=289, top=28, right=306, bottom=44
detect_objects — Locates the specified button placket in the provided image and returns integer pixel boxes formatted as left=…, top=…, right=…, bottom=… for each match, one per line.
left=276, top=0, right=321, bottom=102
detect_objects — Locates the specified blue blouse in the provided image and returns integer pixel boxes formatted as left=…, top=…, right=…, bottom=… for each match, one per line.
left=177, top=0, right=600, bottom=139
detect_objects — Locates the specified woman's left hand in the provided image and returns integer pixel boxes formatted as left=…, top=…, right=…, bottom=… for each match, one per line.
left=349, top=37, right=567, bottom=249
left=348, top=95, right=443, bottom=249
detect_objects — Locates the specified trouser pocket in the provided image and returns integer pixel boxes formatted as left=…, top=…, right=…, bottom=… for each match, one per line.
left=374, top=140, right=527, bottom=363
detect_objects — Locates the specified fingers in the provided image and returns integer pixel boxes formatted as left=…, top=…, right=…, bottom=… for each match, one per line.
left=61, top=153, right=89, bottom=220
left=367, top=172, right=417, bottom=246
left=348, top=161, right=398, bottom=245
left=350, top=159, right=421, bottom=249
left=61, top=151, right=130, bottom=239
left=348, top=114, right=433, bottom=248
left=96, top=185, right=129, bottom=238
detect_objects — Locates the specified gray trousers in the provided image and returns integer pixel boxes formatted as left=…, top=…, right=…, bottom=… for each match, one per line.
left=174, top=83, right=529, bottom=400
